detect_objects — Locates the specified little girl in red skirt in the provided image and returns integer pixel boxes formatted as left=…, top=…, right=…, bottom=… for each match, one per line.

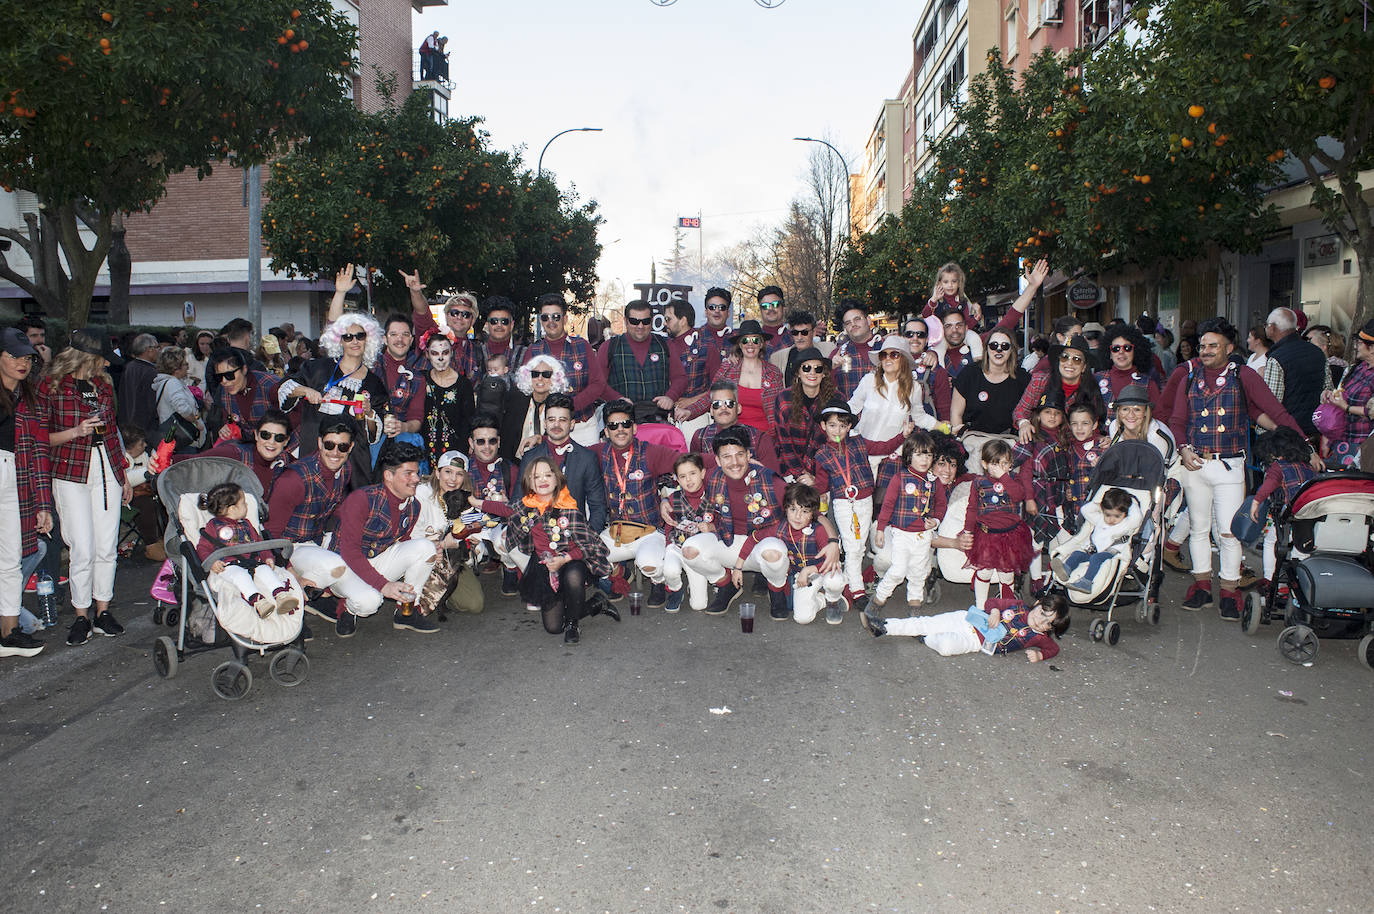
left=961, top=438, right=1033, bottom=610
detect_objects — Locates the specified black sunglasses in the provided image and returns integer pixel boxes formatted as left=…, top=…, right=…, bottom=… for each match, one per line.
left=710, top=399, right=737, bottom=409
left=1111, top=344, right=1134, bottom=353
left=487, top=316, right=512, bottom=326
left=530, top=369, right=553, bottom=379
left=904, top=329, right=928, bottom=339
left=258, top=430, right=289, bottom=443
left=447, top=309, right=473, bottom=319
left=988, top=341, right=1012, bottom=352
left=319, top=439, right=353, bottom=452
left=538, top=312, right=563, bottom=322
left=799, top=364, right=827, bottom=374
left=605, top=419, right=634, bottom=431
left=790, top=326, right=812, bottom=334
left=705, top=304, right=729, bottom=312
left=340, top=331, right=367, bottom=342
left=213, top=368, right=241, bottom=381
left=472, top=436, right=498, bottom=446
left=626, top=316, right=653, bottom=326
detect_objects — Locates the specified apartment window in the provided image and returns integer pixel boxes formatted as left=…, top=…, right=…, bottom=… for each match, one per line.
left=1005, top=5, right=1019, bottom=60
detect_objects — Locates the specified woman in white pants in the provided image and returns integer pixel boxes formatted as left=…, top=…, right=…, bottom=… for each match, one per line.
left=0, top=329, right=54, bottom=658
left=38, top=331, right=132, bottom=647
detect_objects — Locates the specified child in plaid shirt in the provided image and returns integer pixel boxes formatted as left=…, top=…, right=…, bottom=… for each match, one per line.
left=1248, top=427, right=1318, bottom=587
left=196, top=482, right=298, bottom=618
left=659, top=453, right=715, bottom=613
left=873, top=430, right=946, bottom=609
left=862, top=593, right=1069, bottom=662
left=735, top=483, right=846, bottom=624
left=811, top=400, right=875, bottom=612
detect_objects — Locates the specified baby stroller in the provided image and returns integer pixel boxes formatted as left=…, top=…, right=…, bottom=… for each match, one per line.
left=152, top=457, right=310, bottom=700
left=1047, top=439, right=1166, bottom=646
left=1240, top=471, right=1374, bottom=669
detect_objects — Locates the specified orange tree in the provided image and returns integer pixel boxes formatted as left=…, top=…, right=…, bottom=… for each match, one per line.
left=1137, top=0, right=1374, bottom=338
left=0, top=1, right=357, bottom=326
left=839, top=37, right=1277, bottom=313
left=262, top=87, right=600, bottom=321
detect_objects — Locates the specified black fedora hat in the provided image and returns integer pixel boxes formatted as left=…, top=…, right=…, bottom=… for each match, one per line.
left=69, top=328, right=123, bottom=366
left=730, top=319, right=773, bottom=343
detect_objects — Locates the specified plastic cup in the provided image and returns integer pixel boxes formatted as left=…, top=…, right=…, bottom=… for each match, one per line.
left=628, top=592, right=643, bottom=616
left=739, top=601, right=755, bottom=633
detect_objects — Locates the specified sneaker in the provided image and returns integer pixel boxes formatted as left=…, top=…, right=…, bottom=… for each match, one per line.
left=751, top=573, right=768, bottom=595
left=705, top=582, right=739, bottom=616
left=1218, top=591, right=1241, bottom=621
left=647, top=583, right=666, bottom=608
left=1050, top=557, right=1070, bottom=580
left=251, top=594, right=274, bottom=619
left=66, top=615, right=92, bottom=646
left=768, top=588, right=790, bottom=620
left=335, top=611, right=357, bottom=638
left=859, top=610, right=886, bottom=637
left=274, top=588, right=301, bottom=615
left=91, top=610, right=124, bottom=637
left=1162, top=547, right=1190, bottom=572
left=563, top=620, right=580, bottom=644
left=1236, top=565, right=1259, bottom=589
left=305, top=597, right=338, bottom=622
left=393, top=608, right=438, bottom=634
left=847, top=591, right=869, bottom=616
left=664, top=588, right=683, bottom=614
left=0, top=629, right=44, bottom=658
left=501, top=568, right=520, bottom=596
left=1181, top=582, right=1213, bottom=610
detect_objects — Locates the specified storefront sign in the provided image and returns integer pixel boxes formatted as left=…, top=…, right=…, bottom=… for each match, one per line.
left=1067, top=280, right=1100, bottom=307
left=1303, top=234, right=1341, bottom=268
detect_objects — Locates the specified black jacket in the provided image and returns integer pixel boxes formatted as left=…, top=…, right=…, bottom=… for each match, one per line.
left=1268, top=333, right=1326, bottom=436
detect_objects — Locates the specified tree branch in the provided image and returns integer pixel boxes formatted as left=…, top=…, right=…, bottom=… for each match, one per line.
left=0, top=226, right=33, bottom=254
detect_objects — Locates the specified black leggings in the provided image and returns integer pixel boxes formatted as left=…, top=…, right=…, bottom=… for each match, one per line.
left=527, top=559, right=591, bottom=635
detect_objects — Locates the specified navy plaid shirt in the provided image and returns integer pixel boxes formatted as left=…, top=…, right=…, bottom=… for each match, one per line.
left=813, top=435, right=875, bottom=500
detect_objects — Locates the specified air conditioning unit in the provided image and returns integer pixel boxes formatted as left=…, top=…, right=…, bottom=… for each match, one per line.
left=1041, top=0, right=1063, bottom=24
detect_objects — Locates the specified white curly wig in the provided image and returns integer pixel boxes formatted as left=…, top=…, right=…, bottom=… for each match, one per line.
left=320, top=310, right=383, bottom=365
left=515, top=353, right=570, bottom=395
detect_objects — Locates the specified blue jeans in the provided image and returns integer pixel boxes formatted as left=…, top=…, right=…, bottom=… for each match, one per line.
left=17, top=540, right=47, bottom=633
left=1065, top=549, right=1115, bottom=583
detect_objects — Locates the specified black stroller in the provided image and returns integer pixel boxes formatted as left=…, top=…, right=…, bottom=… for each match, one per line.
left=1240, top=471, right=1374, bottom=669
left=152, top=457, right=310, bottom=700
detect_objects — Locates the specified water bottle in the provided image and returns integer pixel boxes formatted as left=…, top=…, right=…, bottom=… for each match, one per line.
left=36, top=571, right=57, bottom=628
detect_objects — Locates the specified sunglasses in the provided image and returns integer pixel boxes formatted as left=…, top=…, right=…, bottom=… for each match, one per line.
left=319, top=439, right=353, bottom=452
left=472, top=436, right=498, bottom=446
left=258, top=430, right=289, bottom=443
left=538, top=312, right=563, bottom=322
left=626, top=316, right=653, bottom=326
left=447, top=309, right=473, bottom=319
left=487, top=317, right=512, bottom=326
left=790, top=326, right=812, bottom=334
left=739, top=336, right=763, bottom=346
left=530, top=369, right=553, bottom=379
left=705, top=304, right=729, bottom=312
left=904, top=330, right=928, bottom=339
left=879, top=350, right=904, bottom=360
left=760, top=301, right=782, bottom=309
left=988, top=341, right=1012, bottom=352
left=213, top=368, right=241, bottom=381
left=799, top=364, right=827, bottom=374
left=1111, top=344, right=1134, bottom=353
left=1059, top=353, right=1086, bottom=364
left=340, top=331, right=367, bottom=342
left=710, top=399, right=737, bottom=410
left=605, top=419, right=634, bottom=431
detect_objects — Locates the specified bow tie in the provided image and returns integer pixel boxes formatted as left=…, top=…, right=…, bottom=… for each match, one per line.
left=552, top=442, right=573, bottom=456
left=486, top=461, right=500, bottom=473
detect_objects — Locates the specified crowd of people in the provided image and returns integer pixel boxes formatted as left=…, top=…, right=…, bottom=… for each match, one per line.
left=3, top=258, right=1373, bottom=661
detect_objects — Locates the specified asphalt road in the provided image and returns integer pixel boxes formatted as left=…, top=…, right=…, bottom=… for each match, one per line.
left=1, top=553, right=1370, bottom=914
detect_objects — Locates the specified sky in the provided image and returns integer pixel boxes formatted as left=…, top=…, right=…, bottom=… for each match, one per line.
left=412, top=0, right=916, bottom=305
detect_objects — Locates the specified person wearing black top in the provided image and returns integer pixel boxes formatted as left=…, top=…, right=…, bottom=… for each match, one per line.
left=949, top=326, right=1030, bottom=471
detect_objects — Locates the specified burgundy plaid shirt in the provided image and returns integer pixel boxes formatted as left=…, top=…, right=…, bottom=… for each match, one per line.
left=770, top=388, right=826, bottom=479
left=13, top=397, right=54, bottom=557
left=36, top=374, right=128, bottom=485
left=663, top=486, right=714, bottom=546
left=197, top=516, right=274, bottom=567
left=217, top=370, right=283, bottom=433
left=1061, top=438, right=1104, bottom=533
left=598, top=439, right=678, bottom=526
left=507, top=502, right=611, bottom=578
left=1338, top=361, right=1374, bottom=445
left=877, top=467, right=946, bottom=532
left=813, top=436, right=875, bottom=500
left=741, top=516, right=831, bottom=577
left=267, top=453, right=351, bottom=543
left=379, top=349, right=428, bottom=423
left=830, top=333, right=880, bottom=401
left=1255, top=460, right=1317, bottom=517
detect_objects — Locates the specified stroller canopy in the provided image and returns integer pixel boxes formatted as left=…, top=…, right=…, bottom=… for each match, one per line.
left=1089, top=438, right=1166, bottom=495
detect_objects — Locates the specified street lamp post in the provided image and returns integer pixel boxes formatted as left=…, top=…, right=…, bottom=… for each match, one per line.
left=793, top=136, right=853, bottom=239
left=537, top=127, right=603, bottom=177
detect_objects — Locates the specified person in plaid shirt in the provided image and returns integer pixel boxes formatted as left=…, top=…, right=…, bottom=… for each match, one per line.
left=1013, top=388, right=1069, bottom=589
left=195, top=482, right=299, bottom=618
left=769, top=347, right=833, bottom=482
left=862, top=593, right=1069, bottom=663
left=1320, top=318, right=1374, bottom=465
left=1247, top=426, right=1318, bottom=589
left=756, top=286, right=793, bottom=357
left=1060, top=402, right=1106, bottom=537
left=735, top=483, right=845, bottom=624
left=592, top=400, right=682, bottom=608
left=211, top=349, right=285, bottom=443
left=396, top=267, right=482, bottom=380
left=376, top=314, right=427, bottom=453
left=811, top=400, right=875, bottom=612
left=659, top=454, right=714, bottom=613
left=39, top=330, right=132, bottom=646
left=830, top=300, right=882, bottom=401
left=873, top=431, right=946, bottom=609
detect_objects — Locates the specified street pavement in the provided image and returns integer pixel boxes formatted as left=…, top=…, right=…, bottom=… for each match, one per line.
left=1, top=552, right=1370, bottom=914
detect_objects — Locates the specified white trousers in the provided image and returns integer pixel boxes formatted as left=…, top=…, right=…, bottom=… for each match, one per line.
left=1181, top=458, right=1245, bottom=580
left=1168, top=507, right=1190, bottom=546
left=316, top=539, right=437, bottom=617
left=791, top=568, right=847, bottom=624
left=681, top=532, right=789, bottom=588
left=286, top=542, right=383, bottom=615
left=884, top=610, right=984, bottom=656
left=0, top=451, right=19, bottom=618
left=214, top=562, right=292, bottom=605
left=831, top=496, right=872, bottom=595
left=662, top=542, right=710, bottom=609
left=601, top=529, right=667, bottom=584
left=875, top=527, right=934, bottom=604
left=53, top=450, right=121, bottom=609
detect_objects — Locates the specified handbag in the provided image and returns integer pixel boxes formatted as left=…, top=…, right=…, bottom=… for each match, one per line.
left=608, top=520, right=655, bottom=546
left=155, top=381, right=201, bottom=451
left=1312, top=401, right=1346, bottom=440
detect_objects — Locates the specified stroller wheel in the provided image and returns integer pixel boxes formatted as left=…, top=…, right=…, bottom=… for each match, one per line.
left=1241, top=592, right=1265, bottom=636
left=1150, top=602, right=1161, bottom=625
left=1090, top=618, right=1106, bottom=642
left=1134, top=603, right=1149, bottom=624
left=1276, top=625, right=1319, bottom=666
left=165, top=606, right=181, bottom=628
left=1104, top=621, right=1121, bottom=646
left=1358, top=634, right=1374, bottom=671
left=269, top=648, right=310, bottom=687
left=153, top=636, right=178, bottom=679
left=211, top=660, right=253, bottom=701
left=153, top=604, right=165, bottom=626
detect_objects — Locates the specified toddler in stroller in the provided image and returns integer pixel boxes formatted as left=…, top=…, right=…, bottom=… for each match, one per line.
left=1052, top=487, right=1143, bottom=593
left=196, top=482, right=300, bottom=618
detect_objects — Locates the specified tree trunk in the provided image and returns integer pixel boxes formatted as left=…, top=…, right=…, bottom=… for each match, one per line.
left=107, top=213, right=131, bottom=325
left=55, top=201, right=114, bottom=330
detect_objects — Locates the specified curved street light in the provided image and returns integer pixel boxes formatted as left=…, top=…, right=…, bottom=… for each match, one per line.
left=537, top=127, right=603, bottom=177
left=793, top=136, right=853, bottom=239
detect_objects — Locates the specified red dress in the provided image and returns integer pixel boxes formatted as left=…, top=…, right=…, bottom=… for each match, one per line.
left=963, top=474, right=1034, bottom=574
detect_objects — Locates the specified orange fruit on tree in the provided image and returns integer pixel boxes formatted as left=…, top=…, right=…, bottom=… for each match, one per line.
left=1319, top=76, right=1336, bottom=90
left=1180, top=137, right=1193, bottom=148
left=1188, top=104, right=1204, bottom=118
left=101, top=11, right=112, bottom=22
